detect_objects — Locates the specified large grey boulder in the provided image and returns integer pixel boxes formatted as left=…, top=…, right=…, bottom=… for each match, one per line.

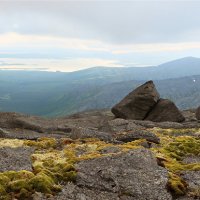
left=195, top=106, right=200, bottom=120
left=145, top=99, right=185, bottom=122
left=111, top=81, right=160, bottom=120
left=75, top=148, right=172, bottom=200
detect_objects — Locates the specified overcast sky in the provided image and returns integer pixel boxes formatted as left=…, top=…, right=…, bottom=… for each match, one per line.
left=0, top=0, right=200, bottom=71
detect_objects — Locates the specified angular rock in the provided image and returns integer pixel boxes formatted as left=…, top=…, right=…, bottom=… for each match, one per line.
left=145, top=99, right=185, bottom=122
left=115, top=130, right=160, bottom=144
left=111, top=81, right=160, bottom=120
left=76, top=148, right=172, bottom=200
left=195, top=106, right=200, bottom=120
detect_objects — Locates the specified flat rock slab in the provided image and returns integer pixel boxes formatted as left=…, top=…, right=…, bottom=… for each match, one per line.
left=67, top=127, right=113, bottom=142
left=75, top=148, right=172, bottom=200
left=115, top=130, right=160, bottom=144
left=0, top=147, right=34, bottom=172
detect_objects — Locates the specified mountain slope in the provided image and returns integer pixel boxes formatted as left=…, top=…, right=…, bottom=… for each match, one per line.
left=1, top=57, right=200, bottom=116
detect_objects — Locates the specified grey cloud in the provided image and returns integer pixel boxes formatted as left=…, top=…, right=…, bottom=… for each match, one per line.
left=0, top=1, right=200, bottom=44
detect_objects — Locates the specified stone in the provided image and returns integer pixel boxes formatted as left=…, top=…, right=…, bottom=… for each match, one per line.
left=181, top=171, right=200, bottom=198
left=145, top=99, right=185, bottom=122
left=0, top=147, right=34, bottom=172
left=106, top=118, right=143, bottom=133
left=76, top=148, right=172, bottom=200
left=115, top=129, right=160, bottom=144
left=195, top=106, right=200, bottom=120
left=67, top=127, right=113, bottom=142
left=111, top=81, right=160, bottom=120
left=0, top=128, right=8, bottom=138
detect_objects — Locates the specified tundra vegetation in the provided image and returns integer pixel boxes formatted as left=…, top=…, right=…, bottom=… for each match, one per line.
left=0, top=127, right=199, bottom=199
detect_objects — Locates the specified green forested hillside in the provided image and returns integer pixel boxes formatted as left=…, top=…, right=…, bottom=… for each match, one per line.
left=0, top=57, right=200, bottom=116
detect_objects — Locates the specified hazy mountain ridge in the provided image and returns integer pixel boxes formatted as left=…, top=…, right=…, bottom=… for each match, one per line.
left=0, top=57, right=200, bottom=116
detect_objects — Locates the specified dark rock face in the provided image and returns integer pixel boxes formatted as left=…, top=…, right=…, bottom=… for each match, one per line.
left=111, top=81, right=185, bottom=123
left=111, top=81, right=160, bottom=120
left=145, top=99, right=185, bottom=122
left=195, top=106, right=200, bottom=120
left=75, top=149, right=172, bottom=200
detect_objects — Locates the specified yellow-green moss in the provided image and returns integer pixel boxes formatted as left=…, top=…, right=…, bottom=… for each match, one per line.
left=8, top=179, right=30, bottom=192
left=0, top=139, right=24, bottom=148
left=24, top=137, right=57, bottom=149
left=164, top=136, right=200, bottom=160
left=2, top=128, right=199, bottom=199
left=167, top=172, right=188, bottom=196
left=28, top=173, right=61, bottom=193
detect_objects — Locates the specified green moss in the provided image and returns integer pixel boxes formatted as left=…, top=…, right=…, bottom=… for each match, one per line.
left=0, top=173, right=10, bottom=187
left=0, top=139, right=24, bottom=148
left=0, top=184, right=7, bottom=195
left=17, top=188, right=30, bottom=200
left=2, top=130, right=199, bottom=199
left=8, top=179, right=30, bottom=192
left=28, top=173, right=61, bottom=193
left=3, top=170, right=34, bottom=181
left=24, top=137, right=57, bottom=149
left=167, top=172, right=188, bottom=196
left=164, top=136, right=200, bottom=160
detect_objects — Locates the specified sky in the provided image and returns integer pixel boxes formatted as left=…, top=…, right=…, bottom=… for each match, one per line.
left=0, top=0, right=200, bottom=72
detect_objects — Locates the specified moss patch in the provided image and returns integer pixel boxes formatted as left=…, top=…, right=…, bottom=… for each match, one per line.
left=167, top=172, right=188, bottom=196
left=0, top=139, right=24, bottom=148
left=1, top=127, right=200, bottom=199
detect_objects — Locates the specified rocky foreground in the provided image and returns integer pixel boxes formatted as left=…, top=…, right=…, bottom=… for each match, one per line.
left=0, top=81, right=200, bottom=200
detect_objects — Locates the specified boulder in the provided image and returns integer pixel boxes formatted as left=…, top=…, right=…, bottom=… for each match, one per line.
left=195, top=106, right=200, bottom=120
left=111, top=80, right=160, bottom=120
left=145, top=99, right=185, bottom=122
left=75, top=148, right=172, bottom=200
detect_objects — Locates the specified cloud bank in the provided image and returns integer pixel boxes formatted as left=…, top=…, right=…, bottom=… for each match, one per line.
left=0, top=1, right=200, bottom=71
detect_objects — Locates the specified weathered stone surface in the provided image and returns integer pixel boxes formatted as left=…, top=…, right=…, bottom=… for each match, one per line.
left=115, top=130, right=160, bottom=144
left=111, top=81, right=160, bottom=120
left=75, top=149, right=172, bottom=200
left=106, top=118, right=143, bottom=133
left=145, top=99, right=185, bottom=122
left=0, top=147, right=34, bottom=172
left=195, top=106, right=200, bottom=120
left=183, top=156, right=200, bottom=164
left=181, top=171, right=200, bottom=198
left=67, top=127, right=113, bottom=142
left=0, top=128, right=8, bottom=138
left=39, top=183, right=120, bottom=200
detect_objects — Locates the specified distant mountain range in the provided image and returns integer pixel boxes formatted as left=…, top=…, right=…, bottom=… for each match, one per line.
left=0, top=56, right=200, bottom=116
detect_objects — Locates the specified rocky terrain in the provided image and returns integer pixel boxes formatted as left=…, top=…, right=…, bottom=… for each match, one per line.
left=0, top=81, right=200, bottom=200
